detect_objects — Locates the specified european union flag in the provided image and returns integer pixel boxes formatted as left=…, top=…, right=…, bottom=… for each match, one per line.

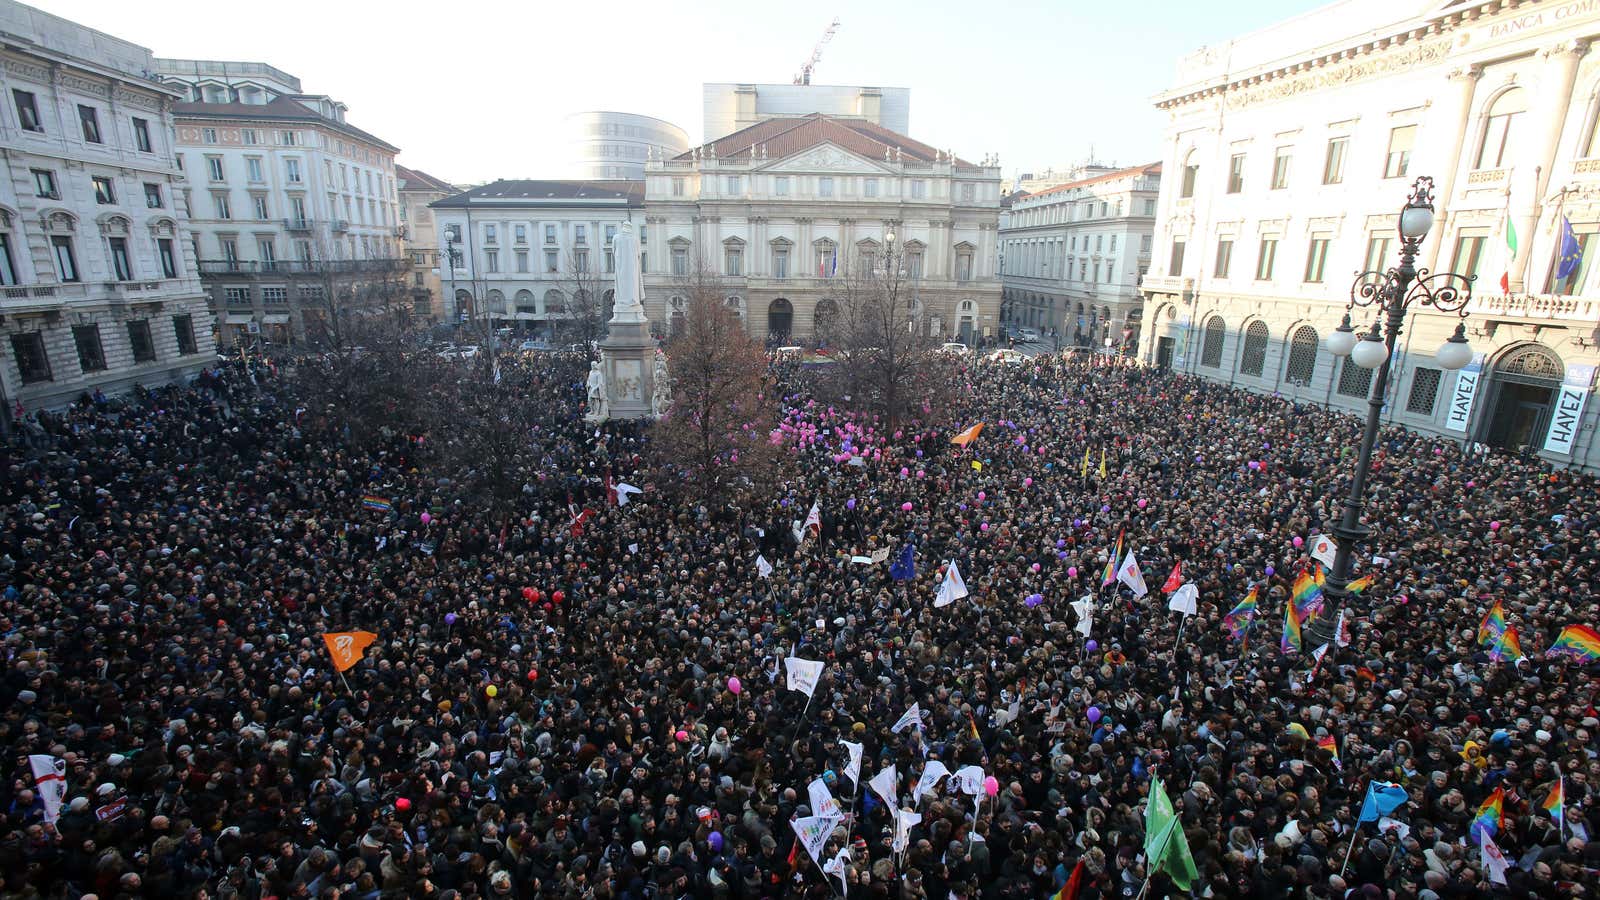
left=1557, top=215, right=1583, bottom=281
left=890, top=544, right=916, bottom=582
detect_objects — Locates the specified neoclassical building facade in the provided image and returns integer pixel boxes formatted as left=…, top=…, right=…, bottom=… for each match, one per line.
left=1141, top=0, right=1600, bottom=472
left=641, top=113, right=1002, bottom=343
left=1000, top=162, right=1161, bottom=347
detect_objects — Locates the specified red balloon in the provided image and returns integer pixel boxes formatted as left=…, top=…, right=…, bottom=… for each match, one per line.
left=521, top=587, right=535, bottom=601
left=542, top=601, right=553, bottom=611
left=395, top=797, right=411, bottom=812
left=552, top=590, right=565, bottom=604
left=527, top=669, right=538, bottom=681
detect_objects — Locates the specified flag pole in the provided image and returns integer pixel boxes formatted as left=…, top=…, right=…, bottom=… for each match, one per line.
left=1172, top=613, right=1189, bottom=663
left=339, top=670, right=354, bottom=696
left=1339, top=777, right=1370, bottom=878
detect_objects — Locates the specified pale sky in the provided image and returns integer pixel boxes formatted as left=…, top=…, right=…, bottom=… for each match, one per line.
left=40, top=0, right=1327, bottom=185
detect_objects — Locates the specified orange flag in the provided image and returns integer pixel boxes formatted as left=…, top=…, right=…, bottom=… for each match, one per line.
left=951, top=423, right=984, bottom=447
left=323, top=631, right=378, bottom=672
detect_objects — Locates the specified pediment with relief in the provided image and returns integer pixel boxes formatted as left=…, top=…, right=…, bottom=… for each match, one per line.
left=762, top=142, right=892, bottom=175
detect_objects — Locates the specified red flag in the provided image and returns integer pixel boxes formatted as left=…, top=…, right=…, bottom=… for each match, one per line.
left=1161, top=561, right=1183, bottom=594
left=604, top=472, right=616, bottom=506
left=1055, top=860, right=1086, bottom=900
left=569, top=508, right=594, bottom=537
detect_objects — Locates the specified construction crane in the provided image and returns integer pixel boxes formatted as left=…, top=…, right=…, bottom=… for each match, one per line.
left=794, top=18, right=840, bottom=85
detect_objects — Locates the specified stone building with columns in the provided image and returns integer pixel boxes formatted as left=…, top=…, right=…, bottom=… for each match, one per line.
left=1141, top=0, right=1600, bottom=472
left=641, top=113, right=1002, bottom=343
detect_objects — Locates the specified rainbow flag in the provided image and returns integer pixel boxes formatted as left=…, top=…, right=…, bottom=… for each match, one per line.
left=1282, top=600, right=1303, bottom=655
left=1292, top=567, right=1324, bottom=622
left=1223, top=586, right=1259, bottom=639
left=1471, top=787, right=1504, bottom=843
left=1478, top=600, right=1507, bottom=646
left=1101, top=529, right=1124, bottom=587
left=967, top=713, right=981, bottom=742
left=1543, top=776, right=1564, bottom=830
left=361, top=495, right=393, bottom=512
left=1548, top=624, right=1600, bottom=662
left=1489, top=626, right=1524, bottom=663
left=1347, top=573, right=1375, bottom=594
left=1317, top=733, right=1341, bottom=769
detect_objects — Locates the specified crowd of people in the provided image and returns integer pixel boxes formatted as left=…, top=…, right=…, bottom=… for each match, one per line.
left=0, top=346, right=1595, bottom=900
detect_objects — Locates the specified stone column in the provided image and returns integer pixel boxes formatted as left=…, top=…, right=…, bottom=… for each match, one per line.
left=1514, top=39, right=1589, bottom=291
left=1422, top=64, right=1482, bottom=273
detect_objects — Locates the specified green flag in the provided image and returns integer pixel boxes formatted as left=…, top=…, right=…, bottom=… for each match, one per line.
left=1144, top=776, right=1199, bottom=890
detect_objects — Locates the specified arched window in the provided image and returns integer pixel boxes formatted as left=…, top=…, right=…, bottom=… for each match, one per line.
left=767, top=297, right=793, bottom=337
left=1476, top=88, right=1526, bottom=169
left=1180, top=149, right=1199, bottom=199
left=1336, top=358, right=1374, bottom=398
left=514, top=289, right=535, bottom=314
left=1284, top=325, right=1320, bottom=387
left=485, top=289, right=505, bottom=313
left=1239, top=321, right=1269, bottom=376
left=543, top=289, right=565, bottom=315
left=813, top=297, right=839, bottom=340
left=725, top=295, right=744, bottom=321
left=1200, top=315, right=1226, bottom=368
left=1497, top=343, right=1564, bottom=381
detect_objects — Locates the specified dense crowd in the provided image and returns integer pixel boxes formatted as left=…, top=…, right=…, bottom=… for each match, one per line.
left=0, top=347, right=1596, bottom=900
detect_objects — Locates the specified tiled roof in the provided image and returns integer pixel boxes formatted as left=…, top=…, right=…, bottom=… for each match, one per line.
left=395, top=165, right=456, bottom=194
left=173, top=95, right=398, bottom=152
left=1023, top=162, right=1162, bottom=200
left=677, top=113, right=971, bottom=166
left=430, top=179, right=644, bottom=209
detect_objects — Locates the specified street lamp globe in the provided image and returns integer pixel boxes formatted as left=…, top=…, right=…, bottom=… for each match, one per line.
left=1350, top=330, right=1389, bottom=369
left=1326, top=314, right=1358, bottom=357
left=885, top=230, right=896, bottom=245
left=1398, top=203, right=1434, bottom=241
left=1436, top=323, right=1474, bottom=370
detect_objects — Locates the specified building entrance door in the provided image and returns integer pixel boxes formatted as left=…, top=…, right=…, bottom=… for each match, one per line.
left=1156, top=336, right=1175, bottom=369
left=1484, top=382, right=1554, bottom=452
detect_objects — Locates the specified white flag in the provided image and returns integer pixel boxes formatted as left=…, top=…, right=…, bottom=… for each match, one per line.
left=792, top=813, right=840, bottom=866
left=1334, top=608, right=1350, bottom=648
left=756, top=554, right=773, bottom=579
left=1309, top=533, right=1338, bottom=569
left=868, top=765, right=898, bottom=809
left=870, top=547, right=891, bottom=565
left=785, top=657, right=825, bottom=698
left=1167, top=582, right=1199, bottom=616
left=912, top=760, right=950, bottom=806
left=803, top=501, right=822, bottom=539
left=808, top=777, right=841, bottom=819
left=1480, top=832, right=1510, bottom=885
left=953, top=765, right=987, bottom=796
left=850, top=555, right=873, bottom=565
left=934, top=559, right=969, bottom=608
left=614, top=482, right=643, bottom=506
left=842, top=740, right=864, bottom=787
left=28, top=755, right=65, bottom=824
left=1070, top=596, right=1095, bottom=637
left=891, top=702, right=923, bottom=734
left=892, top=808, right=922, bottom=854
left=822, top=846, right=851, bottom=888
left=1116, top=550, right=1148, bottom=597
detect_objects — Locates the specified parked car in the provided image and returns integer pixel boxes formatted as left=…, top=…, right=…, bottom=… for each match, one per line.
left=519, top=338, right=552, bottom=353
left=1017, top=327, right=1041, bottom=342
left=456, top=345, right=481, bottom=360
left=986, top=348, right=1027, bottom=364
left=433, top=344, right=458, bottom=359
left=939, top=342, right=972, bottom=355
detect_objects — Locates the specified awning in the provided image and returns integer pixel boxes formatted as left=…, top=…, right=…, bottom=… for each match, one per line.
left=225, top=314, right=253, bottom=324
left=262, top=314, right=290, bottom=324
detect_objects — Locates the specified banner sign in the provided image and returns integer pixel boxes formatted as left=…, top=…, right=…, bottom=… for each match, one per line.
left=1444, top=354, right=1486, bottom=432
left=1542, top=364, right=1594, bottom=456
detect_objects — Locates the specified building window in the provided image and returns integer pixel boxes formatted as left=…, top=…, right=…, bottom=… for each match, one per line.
left=956, top=250, right=973, bottom=282
left=485, top=224, right=498, bottom=244
left=962, top=183, right=976, bottom=203
left=78, top=105, right=101, bottom=143
left=262, top=287, right=287, bottom=305
left=285, top=159, right=301, bottom=183
left=515, top=224, right=527, bottom=244
left=773, top=247, right=789, bottom=279
left=1336, top=357, right=1374, bottom=398
left=1384, top=125, right=1416, bottom=178
left=907, top=249, right=924, bottom=279
left=772, top=175, right=791, bottom=197
left=1406, top=367, right=1442, bottom=415
left=173, top=315, right=197, bottom=355
left=544, top=224, right=557, bottom=244
left=726, top=176, right=741, bottom=194
left=224, top=287, right=250, bottom=307
left=910, top=179, right=926, bottom=200
left=1476, top=89, right=1525, bottom=169
left=202, top=127, right=218, bottom=144
left=671, top=247, right=688, bottom=276
left=1255, top=237, right=1278, bottom=281
left=1143, top=198, right=1157, bottom=215
left=246, top=158, right=264, bottom=182
left=144, top=183, right=163, bottom=208
left=11, top=333, right=51, bottom=383
left=1140, top=234, right=1152, bottom=254
left=13, top=89, right=41, bottom=132
left=295, top=240, right=311, bottom=263
left=1366, top=235, right=1395, bottom=274
left=1450, top=234, right=1486, bottom=281
left=605, top=225, right=616, bottom=245
left=575, top=249, right=590, bottom=272
left=32, top=169, right=57, bottom=199
left=515, top=249, right=529, bottom=273
left=819, top=177, right=834, bottom=198
left=1180, top=152, right=1198, bottom=198
left=242, top=128, right=258, bottom=145
left=1213, top=238, right=1233, bottom=278
left=213, top=194, right=231, bottom=219
left=1239, top=321, right=1269, bottom=376
left=485, top=250, right=500, bottom=273
left=1546, top=231, right=1592, bottom=295
left=1227, top=153, right=1245, bottom=193
left=257, top=238, right=276, bottom=266
left=574, top=225, right=587, bottom=245
left=1169, top=239, right=1186, bottom=276
left=127, top=320, right=155, bottom=362
left=0, top=234, right=16, bottom=285
left=73, top=324, right=106, bottom=372
left=1322, top=138, right=1347, bottom=185
left=158, top=238, right=178, bottom=277
left=604, top=248, right=615, bottom=273
left=725, top=246, right=742, bottom=276
left=207, top=157, right=224, bottom=181
left=1271, top=146, right=1292, bottom=189
left=132, top=117, right=152, bottom=152
left=108, top=237, right=132, bottom=280
left=279, top=130, right=297, bottom=146
left=1200, top=316, right=1226, bottom=368
left=92, top=176, right=115, bottom=204
left=1303, top=236, right=1330, bottom=283
left=51, top=235, right=79, bottom=282
left=864, top=177, right=879, bottom=198
left=1284, top=325, right=1320, bottom=386
left=671, top=177, right=685, bottom=197
left=252, top=196, right=269, bottom=220
left=220, top=238, right=238, bottom=264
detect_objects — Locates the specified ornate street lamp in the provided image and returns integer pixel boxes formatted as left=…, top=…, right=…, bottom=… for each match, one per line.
left=1312, top=176, right=1476, bottom=643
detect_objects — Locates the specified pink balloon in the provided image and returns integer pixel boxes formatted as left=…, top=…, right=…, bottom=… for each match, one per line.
left=1023, top=477, right=1033, bottom=487
left=917, top=470, right=926, bottom=479
left=1293, top=536, right=1304, bottom=548
left=1031, top=563, right=1041, bottom=572
left=727, top=676, right=742, bottom=695
left=675, top=730, right=689, bottom=742
left=1489, top=521, right=1501, bottom=531
left=983, top=776, right=1000, bottom=797
left=978, top=491, right=987, bottom=501
left=980, top=522, right=989, bottom=531
left=1068, top=566, right=1078, bottom=578
left=900, top=467, right=909, bottom=477
left=1136, top=498, right=1148, bottom=509
left=902, top=502, right=913, bottom=512
left=420, top=512, right=432, bottom=524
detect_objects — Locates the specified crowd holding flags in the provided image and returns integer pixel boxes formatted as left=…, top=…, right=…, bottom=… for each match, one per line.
left=1489, top=625, right=1524, bottom=662
left=1223, top=585, right=1259, bottom=639
left=1142, top=775, right=1198, bottom=891
left=934, top=559, right=969, bottom=608
left=322, top=630, right=378, bottom=672
left=1547, top=624, right=1600, bottom=662
left=1472, top=787, right=1505, bottom=843
left=1479, top=600, right=1508, bottom=646
left=1282, top=600, right=1304, bottom=654
left=950, top=422, right=984, bottom=447
left=1544, top=770, right=1566, bottom=833
left=1100, top=530, right=1124, bottom=587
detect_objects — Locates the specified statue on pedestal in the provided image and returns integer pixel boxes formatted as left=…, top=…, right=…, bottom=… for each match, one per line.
left=651, top=351, right=672, bottom=417
left=585, top=359, right=609, bottom=422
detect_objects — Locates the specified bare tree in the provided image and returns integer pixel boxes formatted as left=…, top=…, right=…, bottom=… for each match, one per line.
left=654, top=265, right=781, bottom=507
left=813, top=241, right=958, bottom=430
left=297, top=228, right=409, bottom=354
left=551, top=247, right=614, bottom=349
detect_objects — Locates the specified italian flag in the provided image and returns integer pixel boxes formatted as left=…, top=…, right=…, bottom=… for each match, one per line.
left=1499, top=219, right=1518, bottom=293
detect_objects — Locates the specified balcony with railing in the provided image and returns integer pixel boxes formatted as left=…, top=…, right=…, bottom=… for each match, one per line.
left=199, top=258, right=407, bottom=277
left=283, top=218, right=315, bottom=232
left=331, top=219, right=350, bottom=233
left=1468, top=292, right=1600, bottom=324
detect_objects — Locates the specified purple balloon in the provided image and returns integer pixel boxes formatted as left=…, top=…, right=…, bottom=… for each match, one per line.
left=1073, top=519, right=1083, bottom=528
left=1056, top=539, right=1066, bottom=549
left=1086, top=706, right=1102, bottom=723
left=1085, top=640, right=1098, bottom=652
left=709, top=831, right=724, bottom=853
left=1101, top=505, right=1110, bottom=513
left=1025, top=594, right=1043, bottom=608
left=1265, top=566, right=1276, bottom=577
left=445, top=613, right=458, bottom=625
left=846, top=498, right=856, bottom=510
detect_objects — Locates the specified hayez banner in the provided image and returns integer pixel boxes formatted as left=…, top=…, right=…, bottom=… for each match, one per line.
left=1444, top=354, right=1487, bottom=433
left=1543, top=364, right=1595, bottom=456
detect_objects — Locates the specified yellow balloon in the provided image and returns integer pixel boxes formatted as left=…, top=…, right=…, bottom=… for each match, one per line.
left=486, top=685, right=498, bottom=698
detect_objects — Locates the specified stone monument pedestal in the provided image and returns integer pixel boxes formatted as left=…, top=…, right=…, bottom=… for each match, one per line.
left=590, top=221, right=660, bottom=421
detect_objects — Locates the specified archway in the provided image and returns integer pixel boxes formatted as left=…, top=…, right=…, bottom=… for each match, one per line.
left=812, top=297, right=839, bottom=343
left=768, top=297, right=793, bottom=339
left=957, top=300, right=977, bottom=343
left=1481, top=343, right=1564, bottom=452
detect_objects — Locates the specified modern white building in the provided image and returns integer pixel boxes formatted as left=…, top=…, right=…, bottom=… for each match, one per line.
left=703, top=83, right=909, bottom=142
left=643, top=113, right=1002, bottom=343
left=561, top=111, right=688, bottom=180
left=1141, top=0, right=1600, bottom=472
left=1000, top=162, right=1161, bottom=347
left=157, top=59, right=405, bottom=347
left=429, top=180, right=644, bottom=335
left=0, top=0, right=215, bottom=416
